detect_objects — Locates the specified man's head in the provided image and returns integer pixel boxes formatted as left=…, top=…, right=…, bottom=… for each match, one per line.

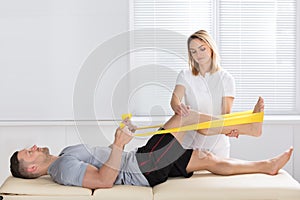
left=10, top=145, right=51, bottom=179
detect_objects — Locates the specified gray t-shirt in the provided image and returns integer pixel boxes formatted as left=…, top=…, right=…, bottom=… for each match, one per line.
left=48, top=144, right=149, bottom=187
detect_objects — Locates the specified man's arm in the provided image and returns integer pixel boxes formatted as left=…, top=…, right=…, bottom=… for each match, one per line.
left=82, top=127, right=133, bottom=189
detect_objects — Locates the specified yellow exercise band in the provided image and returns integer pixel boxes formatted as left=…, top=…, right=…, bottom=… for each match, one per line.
left=122, top=113, right=132, bottom=120
left=133, top=111, right=264, bottom=137
left=221, top=110, right=253, bottom=118
left=119, top=113, right=133, bottom=128
left=134, top=110, right=253, bottom=130
left=136, top=124, right=163, bottom=130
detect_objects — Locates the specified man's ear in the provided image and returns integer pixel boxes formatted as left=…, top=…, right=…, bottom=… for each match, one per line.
left=26, top=164, right=38, bottom=173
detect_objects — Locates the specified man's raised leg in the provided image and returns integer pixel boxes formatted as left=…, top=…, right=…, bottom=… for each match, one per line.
left=163, top=96, right=265, bottom=140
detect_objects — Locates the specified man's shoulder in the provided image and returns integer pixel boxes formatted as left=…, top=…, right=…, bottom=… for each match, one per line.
left=60, top=144, right=90, bottom=155
left=48, top=153, right=88, bottom=187
left=50, top=153, right=80, bottom=171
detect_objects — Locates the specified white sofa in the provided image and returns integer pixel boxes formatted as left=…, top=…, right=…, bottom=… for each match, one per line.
left=1, top=170, right=300, bottom=200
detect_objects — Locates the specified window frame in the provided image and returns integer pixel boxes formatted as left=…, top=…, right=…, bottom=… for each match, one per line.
left=296, top=0, right=300, bottom=114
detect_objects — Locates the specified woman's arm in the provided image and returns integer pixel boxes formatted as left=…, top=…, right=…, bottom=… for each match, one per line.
left=171, top=85, right=189, bottom=116
left=221, top=96, right=240, bottom=137
left=164, top=97, right=264, bottom=138
left=222, top=96, right=234, bottom=114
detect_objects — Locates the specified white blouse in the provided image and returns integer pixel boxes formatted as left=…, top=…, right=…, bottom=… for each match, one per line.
left=176, top=68, right=235, bottom=157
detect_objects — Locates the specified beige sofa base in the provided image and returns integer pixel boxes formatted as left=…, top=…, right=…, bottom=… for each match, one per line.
left=153, top=170, right=300, bottom=200
left=1, top=170, right=300, bottom=200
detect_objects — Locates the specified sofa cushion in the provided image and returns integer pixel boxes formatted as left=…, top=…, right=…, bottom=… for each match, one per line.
left=93, top=185, right=153, bottom=200
left=0, top=175, right=91, bottom=196
left=153, top=170, right=300, bottom=200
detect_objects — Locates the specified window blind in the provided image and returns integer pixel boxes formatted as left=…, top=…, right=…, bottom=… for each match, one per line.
left=130, top=0, right=213, bottom=115
left=131, top=0, right=298, bottom=115
left=218, top=0, right=297, bottom=114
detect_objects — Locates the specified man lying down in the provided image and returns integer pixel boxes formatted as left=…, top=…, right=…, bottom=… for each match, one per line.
left=10, top=97, right=293, bottom=189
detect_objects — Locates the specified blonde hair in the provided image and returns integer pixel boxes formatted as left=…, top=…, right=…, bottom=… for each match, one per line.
left=187, top=30, right=221, bottom=76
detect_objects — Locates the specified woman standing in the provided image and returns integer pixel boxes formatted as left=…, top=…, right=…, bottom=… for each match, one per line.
left=171, top=30, right=236, bottom=158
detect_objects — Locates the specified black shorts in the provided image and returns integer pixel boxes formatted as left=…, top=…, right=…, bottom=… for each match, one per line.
left=136, top=131, right=193, bottom=187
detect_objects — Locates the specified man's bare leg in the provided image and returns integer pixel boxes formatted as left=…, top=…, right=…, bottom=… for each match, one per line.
left=185, top=147, right=293, bottom=176
left=204, top=96, right=264, bottom=137
left=163, top=97, right=264, bottom=140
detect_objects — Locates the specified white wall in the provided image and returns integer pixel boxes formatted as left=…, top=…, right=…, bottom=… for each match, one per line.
left=0, top=0, right=129, bottom=120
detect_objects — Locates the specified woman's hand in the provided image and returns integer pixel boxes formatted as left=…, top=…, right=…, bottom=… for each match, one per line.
left=173, top=103, right=190, bottom=116
left=225, top=129, right=239, bottom=138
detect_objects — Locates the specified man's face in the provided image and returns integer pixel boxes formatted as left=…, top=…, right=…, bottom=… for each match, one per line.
left=18, top=145, right=50, bottom=164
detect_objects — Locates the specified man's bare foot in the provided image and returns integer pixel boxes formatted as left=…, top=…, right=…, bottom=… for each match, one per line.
left=264, top=147, right=293, bottom=175
left=249, top=96, right=265, bottom=137
left=253, top=96, right=264, bottom=113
